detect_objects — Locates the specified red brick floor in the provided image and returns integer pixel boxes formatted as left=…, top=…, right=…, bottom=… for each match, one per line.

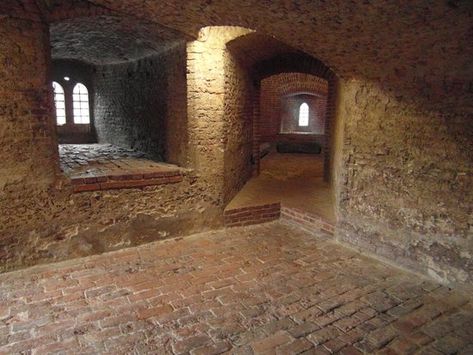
left=1, top=222, right=472, bottom=354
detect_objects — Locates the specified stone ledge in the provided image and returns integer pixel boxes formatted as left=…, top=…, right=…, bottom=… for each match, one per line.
left=71, top=171, right=183, bottom=193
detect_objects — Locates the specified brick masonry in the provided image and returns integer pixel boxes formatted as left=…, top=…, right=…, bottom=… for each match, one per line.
left=0, top=222, right=472, bottom=354
left=71, top=172, right=183, bottom=193
left=225, top=203, right=335, bottom=238
left=281, top=206, right=335, bottom=237
left=93, top=43, right=188, bottom=162
left=0, top=24, right=255, bottom=272
left=224, top=203, right=281, bottom=227
left=260, top=73, right=328, bottom=142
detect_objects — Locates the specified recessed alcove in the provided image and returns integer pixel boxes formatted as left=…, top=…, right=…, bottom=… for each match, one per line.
left=49, top=15, right=190, bottom=190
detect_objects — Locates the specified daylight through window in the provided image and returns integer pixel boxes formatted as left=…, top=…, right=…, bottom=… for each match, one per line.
left=298, top=102, right=309, bottom=127
left=72, top=83, right=90, bottom=124
left=52, top=82, right=66, bottom=125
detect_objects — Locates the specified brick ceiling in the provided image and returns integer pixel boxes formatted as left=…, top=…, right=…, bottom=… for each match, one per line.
left=50, top=15, right=188, bottom=65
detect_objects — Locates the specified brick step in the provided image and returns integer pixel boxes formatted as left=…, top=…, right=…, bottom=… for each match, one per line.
left=224, top=202, right=281, bottom=227
left=281, top=206, right=335, bottom=236
left=224, top=202, right=335, bottom=237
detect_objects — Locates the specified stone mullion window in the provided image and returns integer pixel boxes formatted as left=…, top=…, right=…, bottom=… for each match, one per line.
left=64, top=84, right=75, bottom=126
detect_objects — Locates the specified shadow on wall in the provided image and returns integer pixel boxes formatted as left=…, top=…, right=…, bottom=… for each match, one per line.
left=93, top=42, right=188, bottom=163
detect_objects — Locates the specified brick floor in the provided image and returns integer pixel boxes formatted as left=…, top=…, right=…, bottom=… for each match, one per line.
left=1, top=222, right=472, bottom=354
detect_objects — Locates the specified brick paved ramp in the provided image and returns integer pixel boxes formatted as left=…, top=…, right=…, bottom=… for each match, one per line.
left=1, top=222, right=472, bottom=354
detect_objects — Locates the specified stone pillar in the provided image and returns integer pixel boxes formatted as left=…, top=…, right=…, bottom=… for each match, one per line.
left=0, top=14, right=58, bottom=193
left=186, top=26, right=251, bottom=206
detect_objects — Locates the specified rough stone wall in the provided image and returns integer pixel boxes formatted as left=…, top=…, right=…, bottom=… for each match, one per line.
left=1, top=173, right=223, bottom=272
left=1, top=32, right=220, bottom=270
left=187, top=27, right=254, bottom=206
left=0, top=15, right=58, bottom=192
left=0, top=24, right=257, bottom=272
left=93, top=42, right=187, bottom=161
left=223, top=43, right=254, bottom=204
left=336, top=79, right=473, bottom=286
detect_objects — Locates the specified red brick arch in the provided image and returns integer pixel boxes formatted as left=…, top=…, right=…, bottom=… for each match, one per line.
left=252, top=58, right=337, bottom=182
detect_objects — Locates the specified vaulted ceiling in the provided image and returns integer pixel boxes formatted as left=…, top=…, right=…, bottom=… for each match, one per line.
left=50, top=15, right=187, bottom=65
left=42, top=0, right=473, bottom=114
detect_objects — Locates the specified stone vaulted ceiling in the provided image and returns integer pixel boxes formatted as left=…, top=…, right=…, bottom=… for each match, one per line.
left=50, top=15, right=188, bottom=64
left=79, top=0, right=473, bottom=116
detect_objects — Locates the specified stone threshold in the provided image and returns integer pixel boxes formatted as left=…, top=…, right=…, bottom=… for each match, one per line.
left=71, top=170, right=183, bottom=193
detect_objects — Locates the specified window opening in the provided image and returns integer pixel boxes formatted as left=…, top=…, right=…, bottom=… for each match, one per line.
left=72, top=83, right=90, bottom=124
left=298, top=102, right=309, bottom=127
left=52, top=81, right=66, bottom=125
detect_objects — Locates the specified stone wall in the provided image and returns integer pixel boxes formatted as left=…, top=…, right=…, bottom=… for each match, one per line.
left=187, top=27, right=254, bottom=206
left=335, top=79, right=473, bottom=286
left=0, top=24, right=255, bottom=272
left=93, top=42, right=187, bottom=161
left=223, top=41, right=254, bottom=204
left=0, top=15, right=57, bottom=193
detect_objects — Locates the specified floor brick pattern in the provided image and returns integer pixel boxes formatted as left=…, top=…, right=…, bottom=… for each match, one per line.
left=1, top=223, right=472, bottom=354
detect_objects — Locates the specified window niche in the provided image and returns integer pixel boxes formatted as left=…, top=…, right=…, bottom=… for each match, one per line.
left=51, top=60, right=96, bottom=144
left=280, top=93, right=326, bottom=135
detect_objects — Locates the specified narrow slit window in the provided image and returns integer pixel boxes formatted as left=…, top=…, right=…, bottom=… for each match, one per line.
left=52, top=82, right=66, bottom=125
left=72, top=83, right=90, bottom=124
left=298, top=102, right=309, bottom=127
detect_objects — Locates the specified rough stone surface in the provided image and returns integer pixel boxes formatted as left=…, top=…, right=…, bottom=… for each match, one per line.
left=335, top=79, right=473, bottom=286
left=0, top=222, right=472, bottom=353
left=187, top=27, right=254, bottom=206
left=0, top=1, right=472, bottom=288
left=79, top=0, right=473, bottom=116
left=94, top=43, right=188, bottom=161
left=50, top=15, right=188, bottom=65
left=0, top=24, right=254, bottom=272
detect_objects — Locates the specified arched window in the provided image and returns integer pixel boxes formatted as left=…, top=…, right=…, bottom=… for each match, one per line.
left=298, top=102, right=309, bottom=127
left=72, top=83, right=90, bottom=124
left=52, top=82, right=66, bottom=125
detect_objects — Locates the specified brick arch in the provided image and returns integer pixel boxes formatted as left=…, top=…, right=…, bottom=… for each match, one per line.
left=260, top=73, right=328, bottom=135
left=254, top=53, right=336, bottom=83
left=224, top=32, right=338, bottom=180
left=254, top=71, right=337, bottom=182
